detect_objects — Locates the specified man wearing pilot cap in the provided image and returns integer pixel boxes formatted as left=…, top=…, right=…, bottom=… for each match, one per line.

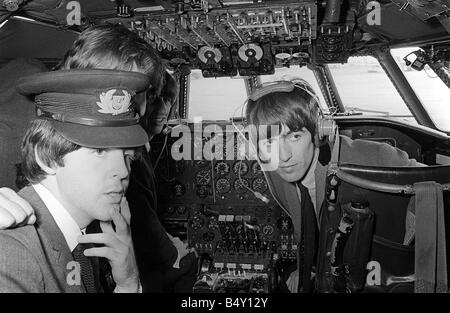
left=0, top=68, right=149, bottom=292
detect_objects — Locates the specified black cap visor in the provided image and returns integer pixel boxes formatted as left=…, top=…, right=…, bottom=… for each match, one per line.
left=50, top=120, right=149, bottom=149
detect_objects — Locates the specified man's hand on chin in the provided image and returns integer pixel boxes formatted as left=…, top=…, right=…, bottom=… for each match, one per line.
left=78, top=203, right=140, bottom=293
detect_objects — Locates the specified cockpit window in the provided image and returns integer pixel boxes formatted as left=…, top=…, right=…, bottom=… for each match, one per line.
left=188, top=66, right=328, bottom=120
left=188, top=70, right=247, bottom=120
left=328, top=56, right=415, bottom=124
left=259, top=66, right=328, bottom=113
left=391, top=47, right=450, bottom=132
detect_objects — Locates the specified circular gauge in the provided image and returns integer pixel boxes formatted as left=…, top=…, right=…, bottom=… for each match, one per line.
left=167, top=206, right=175, bottom=215
left=276, top=217, right=293, bottom=231
left=252, top=177, right=268, bottom=193
left=196, top=186, right=209, bottom=198
left=234, top=178, right=249, bottom=194
left=216, top=178, right=231, bottom=194
left=233, top=161, right=248, bottom=176
left=251, top=161, right=262, bottom=174
left=262, top=225, right=274, bottom=235
left=214, top=161, right=230, bottom=176
left=190, top=214, right=205, bottom=230
left=208, top=217, right=219, bottom=230
left=195, top=169, right=211, bottom=185
left=177, top=205, right=187, bottom=215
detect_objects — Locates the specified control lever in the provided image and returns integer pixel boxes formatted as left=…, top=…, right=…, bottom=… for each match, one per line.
left=198, top=253, right=212, bottom=276
left=200, top=205, right=219, bottom=216
left=329, top=214, right=354, bottom=292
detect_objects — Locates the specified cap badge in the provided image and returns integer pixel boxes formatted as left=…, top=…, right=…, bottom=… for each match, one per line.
left=96, top=89, right=132, bottom=115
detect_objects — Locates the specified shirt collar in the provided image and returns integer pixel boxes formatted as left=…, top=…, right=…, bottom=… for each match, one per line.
left=302, top=147, right=320, bottom=190
left=33, top=183, right=82, bottom=252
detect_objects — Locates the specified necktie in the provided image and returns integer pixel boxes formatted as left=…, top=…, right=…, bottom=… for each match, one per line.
left=98, top=257, right=116, bottom=293
left=297, top=182, right=319, bottom=293
left=84, top=220, right=118, bottom=293
left=72, top=243, right=97, bottom=293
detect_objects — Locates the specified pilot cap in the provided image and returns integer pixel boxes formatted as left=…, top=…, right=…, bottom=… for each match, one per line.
left=17, top=69, right=150, bottom=148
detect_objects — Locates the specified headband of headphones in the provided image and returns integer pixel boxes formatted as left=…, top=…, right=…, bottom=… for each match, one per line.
left=249, top=79, right=320, bottom=105
left=249, top=81, right=296, bottom=101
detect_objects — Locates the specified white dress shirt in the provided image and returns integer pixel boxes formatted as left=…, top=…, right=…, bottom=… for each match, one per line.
left=33, top=183, right=83, bottom=252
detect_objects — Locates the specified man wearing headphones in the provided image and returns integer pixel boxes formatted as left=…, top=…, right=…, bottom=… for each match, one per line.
left=245, top=79, right=421, bottom=293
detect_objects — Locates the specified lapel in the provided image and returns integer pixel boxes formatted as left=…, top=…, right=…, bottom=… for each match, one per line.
left=315, top=161, right=328, bottom=214
left=18, top=186, right=85, bottom=293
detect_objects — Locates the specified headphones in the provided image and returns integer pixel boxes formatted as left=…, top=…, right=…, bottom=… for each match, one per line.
left=247, top=79, right=337, bottom=144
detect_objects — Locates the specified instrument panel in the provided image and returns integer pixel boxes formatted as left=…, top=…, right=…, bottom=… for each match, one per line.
left=151, top=121, right=297, bottom=292
left=130, top=2, right=317, bottom=51
left=118, top=1, right=345, bottom=73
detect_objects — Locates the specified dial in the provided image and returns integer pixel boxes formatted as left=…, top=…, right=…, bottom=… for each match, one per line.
left=276, top=217, right=293, bottom=231
left=167, top=206, right=175, bottom=215
left=196, top=186, right=209, bottom=198
left=177, top=205, right=187, bottom=215
left=251, top=161, right=262, bottom=174
left=262, top=225, right=274, bottom=235
left=195, top=169, right=211, bottom=185
left=252, top=177, right=268, bottom=193
left=234, top=178, right=249, bottom=194
left=216, top=178, right=231, bottom=194
left=233, top=161, right=248, bottom=176
left=208, top=217, right=219, bottom=230
left=190, top=214, right=205, bottom=230
left=214, top=161, right=230, bottom=175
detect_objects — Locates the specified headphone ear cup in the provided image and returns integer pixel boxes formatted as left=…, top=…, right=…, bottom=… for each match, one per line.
left=317, top=117, right=337, bottom=143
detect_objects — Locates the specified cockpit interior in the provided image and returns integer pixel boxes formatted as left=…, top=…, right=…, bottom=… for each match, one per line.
left=1, top=0, right=450, bottom=294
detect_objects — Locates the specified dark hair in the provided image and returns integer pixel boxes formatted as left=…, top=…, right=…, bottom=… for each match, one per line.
left=160, top=72, right=179, bottom=102
left=141, top=71, right=179, bottom=130
left=57, top=24, right=165, bottom=96
left=21, top=119, right=80, bottom=184
left=245, top=83, right=320, bottom=139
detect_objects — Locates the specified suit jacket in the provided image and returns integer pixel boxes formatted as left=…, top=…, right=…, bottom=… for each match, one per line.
left=0, top=186, right=85, bottom=292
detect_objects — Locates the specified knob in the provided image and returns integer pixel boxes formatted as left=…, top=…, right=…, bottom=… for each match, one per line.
left=3, top=0, right=23, bottom=11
